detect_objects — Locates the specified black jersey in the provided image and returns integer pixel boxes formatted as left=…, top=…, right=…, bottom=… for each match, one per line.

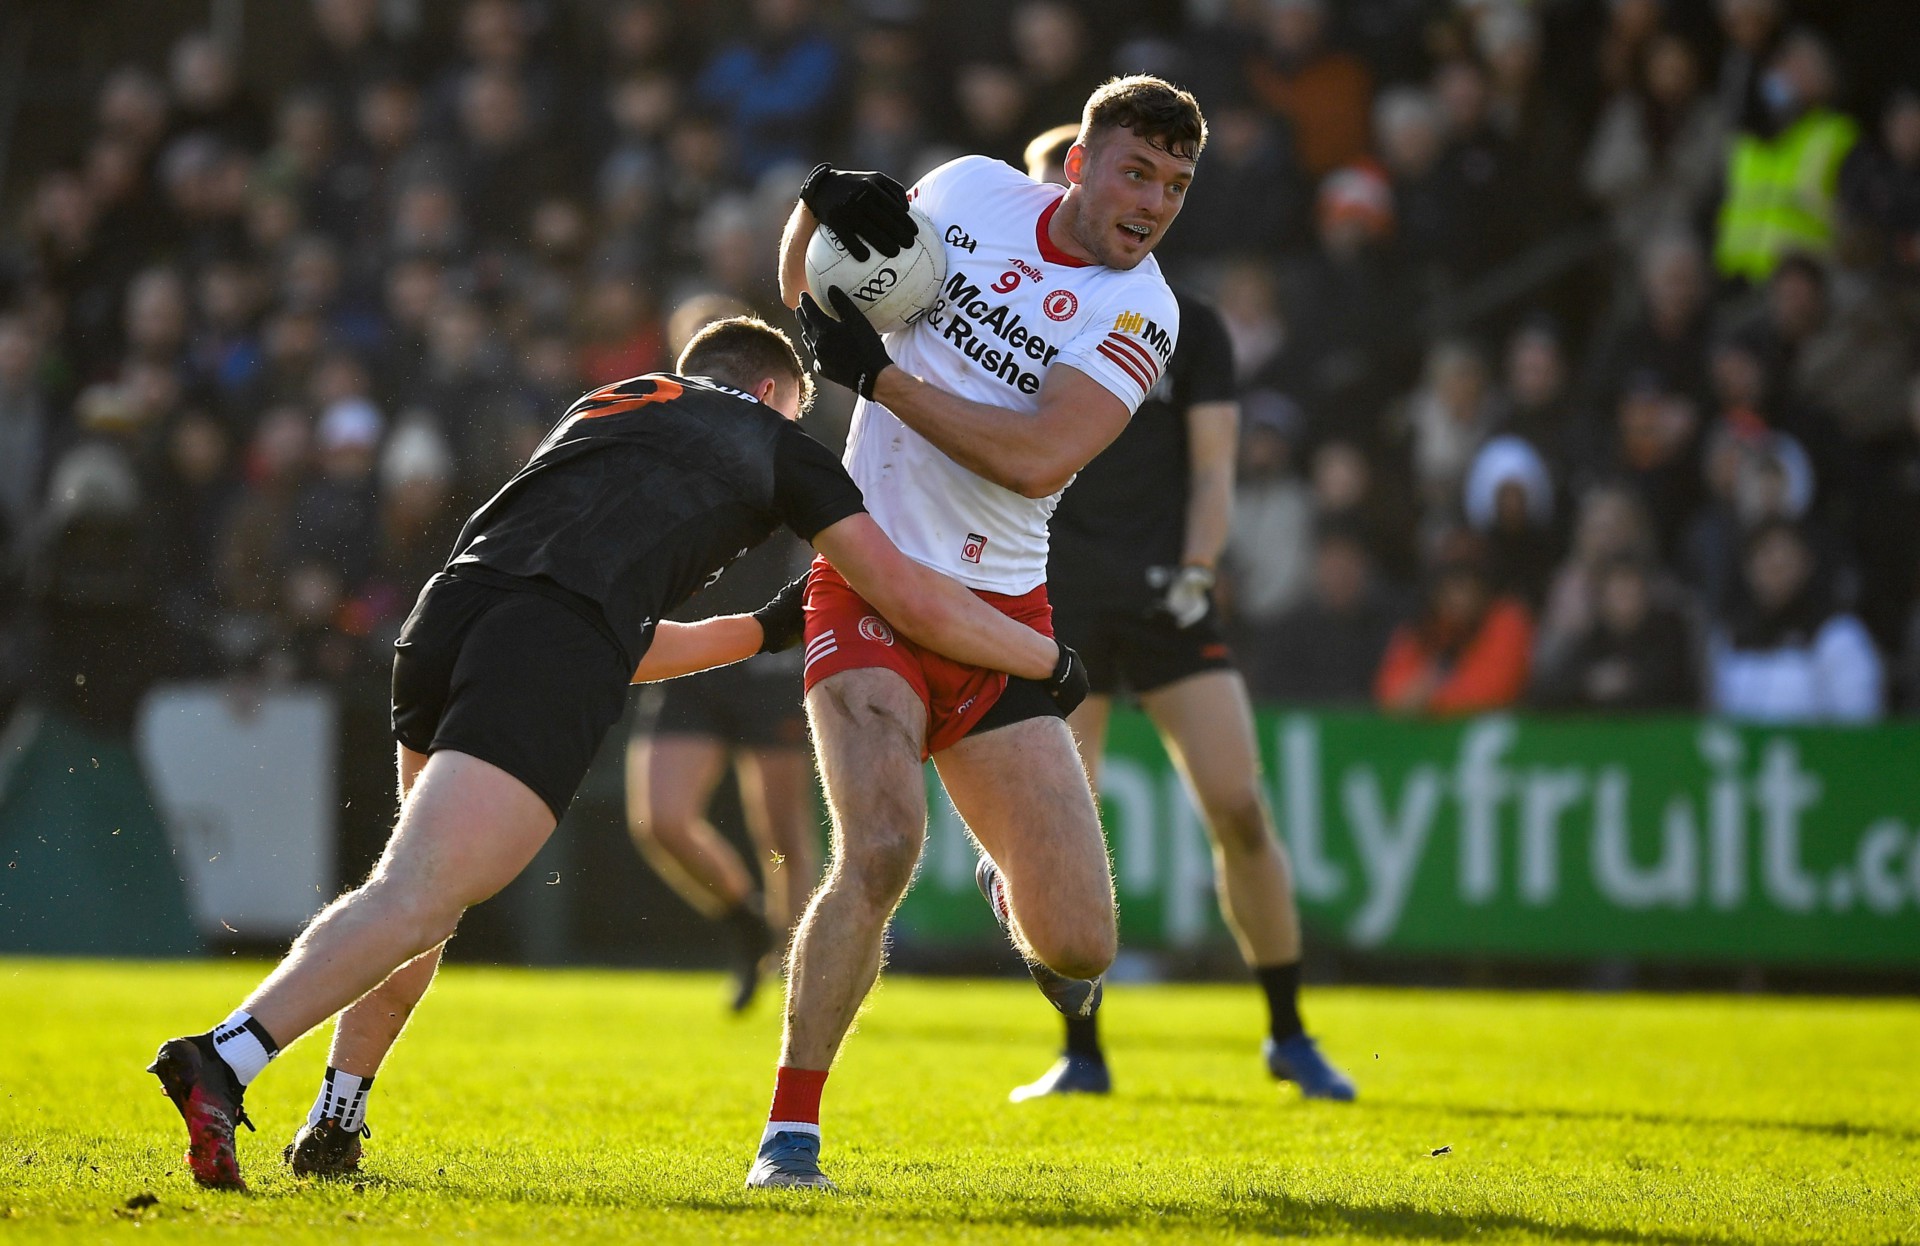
left=1049, top=289, right=1236, bottom=609
left=446, top=373, right=865, bottom=664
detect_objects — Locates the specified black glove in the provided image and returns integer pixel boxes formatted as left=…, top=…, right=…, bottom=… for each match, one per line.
left=800, top=164, right=916, bottom=263
left=1044, top=642, right=1090, bottom=716
left=796, top=287, right=894, bottom=399
left=749, top=573, right=810, bottom=654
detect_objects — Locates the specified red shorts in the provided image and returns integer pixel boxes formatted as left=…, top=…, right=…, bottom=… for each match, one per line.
left=801, top=556, right=1052, bottom=757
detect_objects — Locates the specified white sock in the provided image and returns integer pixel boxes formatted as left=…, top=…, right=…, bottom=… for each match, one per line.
left=308, top=1067, right=375, bottom=1132
left=760, top=1120, right=821, bottom=1147
left=209, top=1009, right=278, bottom=1086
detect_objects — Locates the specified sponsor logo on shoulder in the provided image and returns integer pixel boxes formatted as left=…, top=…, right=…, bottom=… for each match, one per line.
left=961, top=532, right=988, bottom=564
left=945, top=224, right=978, bottom=253
left=857, top=615, right=896, bottom=646
left=1111, top=310, right=1173, bottom=361
left=1043, top=290, right=1078, bottom=322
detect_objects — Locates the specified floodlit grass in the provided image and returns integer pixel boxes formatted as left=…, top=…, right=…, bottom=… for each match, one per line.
left=1, top=959, right=1915, bottom=1243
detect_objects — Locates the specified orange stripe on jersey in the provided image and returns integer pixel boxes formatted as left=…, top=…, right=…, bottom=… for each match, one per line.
left=570, top=376, right=684, bottom=420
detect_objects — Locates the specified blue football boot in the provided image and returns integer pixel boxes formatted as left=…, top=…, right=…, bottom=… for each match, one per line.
left=1009, top=1053, right=1113, bottom=1103
left=1264, top=1033, right=1357, bottom=1101
left=975, top=855, right=1104, bottom=1019
left=745, top=1129, right=836, bottom=1190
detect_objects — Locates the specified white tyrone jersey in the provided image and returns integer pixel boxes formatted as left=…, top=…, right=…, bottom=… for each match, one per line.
left=843, top=155, right=1180, bottom=594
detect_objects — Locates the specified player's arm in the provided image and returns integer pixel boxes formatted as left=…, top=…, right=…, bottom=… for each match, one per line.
left=629, top=617, right=762, bottom=683
left=1180, top=400, right=1237, bottom=570
left=796, top=287, right=1129, bottom=497
left=871, top=361, right=1131, bottom=499
left=810, top=514, right=1060, bottom=680
left=630, top=574, right=814, bottom=683
left=777, top=202, right=818, bottom=309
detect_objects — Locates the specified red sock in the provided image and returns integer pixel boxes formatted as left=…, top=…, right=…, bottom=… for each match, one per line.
left=768, top=1065, right=829, bottom=1127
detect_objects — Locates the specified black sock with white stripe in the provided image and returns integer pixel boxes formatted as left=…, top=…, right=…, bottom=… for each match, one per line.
left=307, top=1067, right=375, bottom=1132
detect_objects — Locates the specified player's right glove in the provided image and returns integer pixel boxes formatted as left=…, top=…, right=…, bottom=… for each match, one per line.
left=796, top=287, right=894, bottom=399
left=800, top=164, right=917, bottom=263
left=1146, top=563, right=1216, bottom=629
left=750, top=573, right=810, bottom=654
left=1045, top=642, right=1090, bottom=716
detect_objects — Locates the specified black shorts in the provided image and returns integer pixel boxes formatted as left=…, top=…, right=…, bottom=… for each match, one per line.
left=1050, top=598, right=1235, bottom=698
left=633, top=653, right=807, bottom=750
left=391, top=573, right=631, bottom=820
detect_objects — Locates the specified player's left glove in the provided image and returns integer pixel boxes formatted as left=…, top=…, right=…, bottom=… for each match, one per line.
left=796, top=287, right=894, bottom=399
left=1045, top=642, right=1090, bottom=715
left=1146, top=563, right=1215, bottom=629
left=750, top=573, right=810, bottom=653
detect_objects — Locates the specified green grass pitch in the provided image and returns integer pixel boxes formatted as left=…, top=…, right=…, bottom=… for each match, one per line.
left=2, top=959, right=1916, bottom=1243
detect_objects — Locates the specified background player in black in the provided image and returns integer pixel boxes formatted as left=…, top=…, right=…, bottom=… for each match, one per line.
left=1016, top=128, right=1356, bottom=1103
left=627, top=299, right=819, bottom=1015
left=147, top=316, right=1087, bottom=1190
left=630, top=534, right=816, bottom=1013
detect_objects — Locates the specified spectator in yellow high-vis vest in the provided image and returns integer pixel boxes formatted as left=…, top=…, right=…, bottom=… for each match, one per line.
left=1715, top=30, right=1858, bottom=283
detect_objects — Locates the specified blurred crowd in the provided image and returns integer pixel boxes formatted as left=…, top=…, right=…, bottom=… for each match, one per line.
left=2, top=0, right=1919, bottom=737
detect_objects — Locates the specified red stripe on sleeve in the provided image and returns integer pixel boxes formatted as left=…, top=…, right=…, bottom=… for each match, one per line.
left=1105, top=333, right=1160, bottom=380
left=1097, top=341, right=1152, bottom=392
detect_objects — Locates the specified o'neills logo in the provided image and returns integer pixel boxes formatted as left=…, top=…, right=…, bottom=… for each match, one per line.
left=858, top=615, right=896, bottom=645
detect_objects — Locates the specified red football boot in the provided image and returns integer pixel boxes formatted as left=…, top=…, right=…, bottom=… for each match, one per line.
left=148, top=1036, right=255, bottom=1189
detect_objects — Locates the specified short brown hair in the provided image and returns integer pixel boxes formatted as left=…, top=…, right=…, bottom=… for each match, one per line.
left=677, top=315, right=814, bottom=413
left=1024, top=123, right=1080, bottom=180
left=1079, top=75, right=1207, bottom=161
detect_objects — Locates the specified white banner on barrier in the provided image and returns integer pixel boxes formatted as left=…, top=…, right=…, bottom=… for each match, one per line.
left=136, top=684, right=336, bottom=940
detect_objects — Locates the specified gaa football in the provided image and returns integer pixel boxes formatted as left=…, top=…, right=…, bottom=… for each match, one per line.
left=804, top=205, right=946, bottom=335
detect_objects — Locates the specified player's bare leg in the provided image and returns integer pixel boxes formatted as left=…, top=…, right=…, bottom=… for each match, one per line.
left=734, top=746, right=821, bottom=946
left=750, top=668, right=927, bottom=1190
left=627, top=734, right=780, bottom=1009
left=281, top=746, right=435, bottom=1171
left=995, top=694, right=1122, bottom=1099
left=779, top=669, right=927, bottom=1069
left=150, top=749, right=558, bottom=1188
left=1143, top=670, right=1351, bottom=1098
left=935, top=716, right=1117, bottom=982
left=1026, top=671, right=1351, bottom=1101
left=242, top=751, right=555, bottom=1042
left=1067, top=694, right=1114, bottom=785
left=627, top=735, right=753, bottom=912
left=287, top=745, right=445, bottom=1173
left=1141, top=672, right=1299, bottom=964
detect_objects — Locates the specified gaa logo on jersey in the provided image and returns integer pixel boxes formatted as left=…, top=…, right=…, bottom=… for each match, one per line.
left=961, top=532, right=989, bottom=564
left=857, top=615, right=896, bottom=646
left=1042, top=290, right=1078, bottom=322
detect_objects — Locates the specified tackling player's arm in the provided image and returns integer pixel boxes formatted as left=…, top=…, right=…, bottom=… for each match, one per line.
left=631, top=570, right=813, bottom=683
left=629, top=617, right=763, bottom=683
left=810, top=513, right=1060, bottom=680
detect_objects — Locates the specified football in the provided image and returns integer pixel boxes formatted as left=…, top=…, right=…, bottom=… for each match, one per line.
left=804, top=205, right=946, bottom=335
